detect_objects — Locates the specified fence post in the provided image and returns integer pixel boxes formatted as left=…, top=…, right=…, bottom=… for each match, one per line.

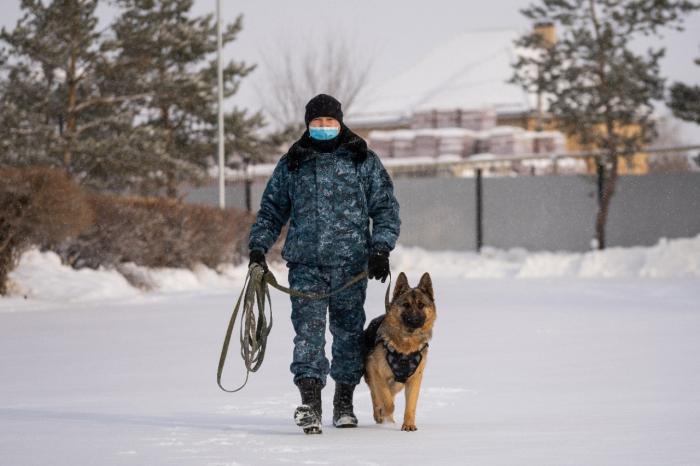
left=596, top=157, right=604, bottom=207
left=476, top=168, right=483, bottom=252
left=245, top=177, right=252, bottom=212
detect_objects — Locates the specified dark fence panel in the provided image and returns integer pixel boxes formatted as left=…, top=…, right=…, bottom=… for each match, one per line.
left=186, top=182, right=265, bottom=212
left=394, top=177, right=478, bottom=251
left=608, top=172, right=700, bottom=248
left=186, top=172, right=700, bottom=252
left=481, top=175, right=597, bottom=251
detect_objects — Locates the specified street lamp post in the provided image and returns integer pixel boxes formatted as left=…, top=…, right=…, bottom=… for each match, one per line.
left=216, top=0, right=225, bottom=209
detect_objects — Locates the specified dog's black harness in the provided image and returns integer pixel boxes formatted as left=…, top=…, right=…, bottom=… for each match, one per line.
left=363, top=314, right=429, bottom=383
left=382, top=340, right=429, bottom=383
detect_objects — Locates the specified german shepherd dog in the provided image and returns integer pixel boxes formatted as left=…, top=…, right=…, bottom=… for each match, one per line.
left=363, top=272, right=436, bottom=431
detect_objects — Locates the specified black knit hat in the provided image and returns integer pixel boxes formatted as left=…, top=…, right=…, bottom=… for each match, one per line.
left=304, top=94, right=343, bottom=127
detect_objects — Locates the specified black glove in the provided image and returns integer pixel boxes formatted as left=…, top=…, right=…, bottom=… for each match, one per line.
left=248, top=249, right=268, bottom=272
left=368, top=250, right=390, bottom=283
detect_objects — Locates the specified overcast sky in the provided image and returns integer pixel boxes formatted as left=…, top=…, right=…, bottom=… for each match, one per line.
left=2, top=0, right=699, bottom=141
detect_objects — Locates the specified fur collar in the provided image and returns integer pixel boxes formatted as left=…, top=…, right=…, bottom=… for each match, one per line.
left=286, top=124, right=368, bottom=171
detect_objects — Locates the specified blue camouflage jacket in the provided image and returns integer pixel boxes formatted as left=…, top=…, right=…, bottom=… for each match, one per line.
left=248, top=127, right=401, bottom=266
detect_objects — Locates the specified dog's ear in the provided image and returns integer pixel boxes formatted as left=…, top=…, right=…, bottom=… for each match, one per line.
left=392, top=272, right=410, bottom=302
left=417, top=272, right=434, bottom=302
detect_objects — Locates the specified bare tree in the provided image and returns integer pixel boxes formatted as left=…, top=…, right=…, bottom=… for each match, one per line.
left=256, top=32, right=373, bottom=130
left=511, top=0, right=699, bottom=249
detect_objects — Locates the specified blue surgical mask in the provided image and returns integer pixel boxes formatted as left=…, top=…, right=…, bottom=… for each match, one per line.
left=309, top=126, right=340, bottom=140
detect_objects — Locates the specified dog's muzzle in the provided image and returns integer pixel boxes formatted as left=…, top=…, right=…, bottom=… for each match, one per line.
left=402, top=312, right=426, bottom=330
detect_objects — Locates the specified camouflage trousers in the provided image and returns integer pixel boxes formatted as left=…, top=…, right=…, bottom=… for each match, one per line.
left=288, top=260, right=368, bottom=387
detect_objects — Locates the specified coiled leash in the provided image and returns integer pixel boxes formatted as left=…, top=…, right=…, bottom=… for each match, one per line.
left=217, top=263, right=391, bottom=392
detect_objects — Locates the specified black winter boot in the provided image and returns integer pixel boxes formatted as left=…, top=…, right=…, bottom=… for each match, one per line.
left=294, top=377, right=323, bottom=434
left=333, top=382, right=358, bottom=428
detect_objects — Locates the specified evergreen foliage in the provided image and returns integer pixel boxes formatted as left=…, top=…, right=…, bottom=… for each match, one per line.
left=106, top=0, right=266, bottom=196
left=0, top=0, right=139, bottom=188
left=0, top=0, right=273, bottom=196
left=668, top=54, right=700, bottom=124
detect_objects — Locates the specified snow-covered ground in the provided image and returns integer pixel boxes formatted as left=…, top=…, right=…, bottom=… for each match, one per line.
left=1, top=238, right=700, bottom=465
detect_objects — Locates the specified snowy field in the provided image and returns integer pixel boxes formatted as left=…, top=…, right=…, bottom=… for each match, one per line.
left=1, top=238, right=700, bottom=466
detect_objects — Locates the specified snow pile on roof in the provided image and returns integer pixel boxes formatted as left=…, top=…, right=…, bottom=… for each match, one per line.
left=347, top=29, right=534, bottom=125
left=4, top=235, right=699, bottom=305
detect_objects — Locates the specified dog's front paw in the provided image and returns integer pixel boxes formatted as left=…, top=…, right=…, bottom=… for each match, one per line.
left=401, top=423, right=417, bottom=431
left=374, top=407, right=396, bottom=424
left=376, top=416, right=396, bottom=425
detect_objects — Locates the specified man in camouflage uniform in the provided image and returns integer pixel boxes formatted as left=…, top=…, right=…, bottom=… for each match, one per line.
left=248, top=94, right=400, bottom=434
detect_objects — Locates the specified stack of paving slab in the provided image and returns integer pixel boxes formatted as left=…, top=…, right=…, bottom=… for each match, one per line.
left=368, top=107, right=566, bottom=160
left=414, top=130, right=440, bottom=158
left=391, top=130, right=416, bottom=158
left=367, top=131, right=393, bottom=157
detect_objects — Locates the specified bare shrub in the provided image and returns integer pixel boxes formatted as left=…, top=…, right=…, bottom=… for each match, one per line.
left=0, top=167, right=93, bottom=295
left=57, top=195, right=276, bottom=271
left=1, top=169, right=280, bottom=295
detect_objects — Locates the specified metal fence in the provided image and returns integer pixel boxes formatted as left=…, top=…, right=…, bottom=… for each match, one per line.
left=393, top=171, right=700, bottom=252
left=186, top=146, right=700, bottom=252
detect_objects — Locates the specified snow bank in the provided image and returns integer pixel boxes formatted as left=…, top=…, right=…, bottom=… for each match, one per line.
left=393, top=235, right=700, bottom=279
left=5, top=235, right=699, bottom=304
left=6, top=249, right=140, bottom=302
left=5, top=250, right=264, bottom=303
left=116, top=262, right=248, bottom=293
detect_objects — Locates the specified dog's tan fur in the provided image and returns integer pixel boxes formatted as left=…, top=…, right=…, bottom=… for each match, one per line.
left=364, top=272, right=436, bottom=431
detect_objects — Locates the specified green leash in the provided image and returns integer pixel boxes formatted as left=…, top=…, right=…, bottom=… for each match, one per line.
left=217, top=264, right=391, bottom=393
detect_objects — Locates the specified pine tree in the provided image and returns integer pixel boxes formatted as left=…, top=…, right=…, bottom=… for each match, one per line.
left=511, top=0, right=699, bottom=249
left=668, top=53, right=700, bottom=124
left=0, top=0, right=149, bottom=190
left=107, top=0, right=265, bottom=198
left=0, top=45, right=55, bottom=166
